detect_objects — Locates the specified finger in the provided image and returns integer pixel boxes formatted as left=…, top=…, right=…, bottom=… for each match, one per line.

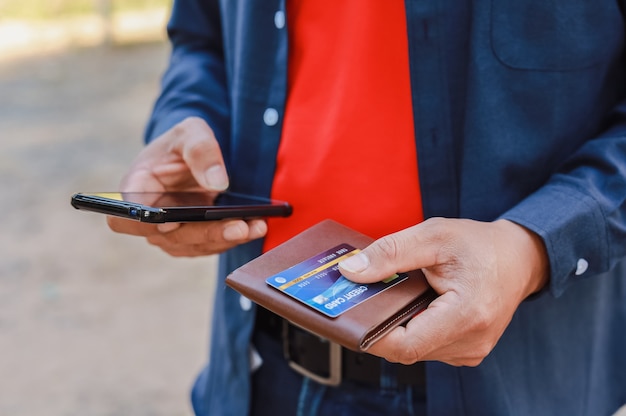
left=167, top=117, right=229, bottom=191
left=366, top=292, right=462, bottom=365
left=368, top=287, right=498, bottom=367
left=407, top=292, right=496, bottom=366
left=246, top=219, right=268, bottom=240
left=157, top=222, right=182, bottom=233
left=338, top=219, right=446, bottom=283
left=147, top=220, right=268, bottom=257
left=107, top=215, right=160, bottom=237
left=146, top=219, right=267, bottom=246
left=120, top=117, right=227, bottom=192
left=119, top=165, right=167, bottom=194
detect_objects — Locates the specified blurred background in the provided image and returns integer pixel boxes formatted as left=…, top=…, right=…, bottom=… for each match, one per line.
left=0, top=1, right=217, bottom=415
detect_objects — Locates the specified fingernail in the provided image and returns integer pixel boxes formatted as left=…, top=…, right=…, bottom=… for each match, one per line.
left=249, top=220, right=268, bottom=239
left=205, top=165, right=229, bottom=191
left=339, top=252, right=369, bottom=273
left=223, top=222, right=245, bottom=241
left=157, top=222, right=181, bottom=233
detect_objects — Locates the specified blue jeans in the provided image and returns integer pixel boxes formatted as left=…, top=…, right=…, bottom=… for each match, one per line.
left=250, top=330, right=426, bottom=416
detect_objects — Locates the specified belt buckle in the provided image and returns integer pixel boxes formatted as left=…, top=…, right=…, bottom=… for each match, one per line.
left=282, top=320, right=342, bottom=387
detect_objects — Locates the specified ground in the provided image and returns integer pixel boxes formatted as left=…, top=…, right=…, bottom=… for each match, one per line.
left=0, top=38, right=216, bottom=415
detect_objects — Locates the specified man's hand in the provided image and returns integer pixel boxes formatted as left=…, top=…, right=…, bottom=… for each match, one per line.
left=107, top=117, right=267, bottom=257
left=338, top=218, right=548, bottom=366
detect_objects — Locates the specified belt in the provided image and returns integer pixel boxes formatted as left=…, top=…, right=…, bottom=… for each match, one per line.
left=255, top=306, right=426, bottom=388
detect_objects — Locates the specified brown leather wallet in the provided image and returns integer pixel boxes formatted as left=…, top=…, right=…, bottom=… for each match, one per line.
left=226, top=219, right=437, bottom=352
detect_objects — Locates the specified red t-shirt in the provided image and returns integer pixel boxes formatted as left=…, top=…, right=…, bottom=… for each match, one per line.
left=263, top=0, right=423, bottom=251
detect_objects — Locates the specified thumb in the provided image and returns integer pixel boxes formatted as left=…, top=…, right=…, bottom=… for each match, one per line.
left=339, top=224, right=438, bottom=283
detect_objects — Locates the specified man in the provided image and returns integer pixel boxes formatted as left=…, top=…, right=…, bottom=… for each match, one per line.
left=108, top=1, right=626, bottom=415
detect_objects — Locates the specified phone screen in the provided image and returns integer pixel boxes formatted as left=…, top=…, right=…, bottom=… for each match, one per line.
left=88, top=192, right=275, bottom=207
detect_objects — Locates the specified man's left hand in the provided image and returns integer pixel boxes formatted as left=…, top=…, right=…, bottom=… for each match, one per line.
left=338, top=218, right=549, bottom=366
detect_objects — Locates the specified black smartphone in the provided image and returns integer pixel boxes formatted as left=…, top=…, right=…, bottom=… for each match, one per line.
left=71, top=191, right=292, bottom=223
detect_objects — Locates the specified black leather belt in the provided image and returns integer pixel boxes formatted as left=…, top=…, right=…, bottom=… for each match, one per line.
left=255, top=307, right=426, bottom=388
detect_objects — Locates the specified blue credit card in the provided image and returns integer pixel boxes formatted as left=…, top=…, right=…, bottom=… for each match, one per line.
left=266, top=243, right=407, bottom=318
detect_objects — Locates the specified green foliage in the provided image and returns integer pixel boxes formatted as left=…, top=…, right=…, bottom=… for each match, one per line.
left=0, top=0, right=171, bottom=20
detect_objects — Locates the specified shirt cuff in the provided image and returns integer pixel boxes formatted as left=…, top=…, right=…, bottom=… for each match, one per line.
left=500, top=184, right=608, bottom=297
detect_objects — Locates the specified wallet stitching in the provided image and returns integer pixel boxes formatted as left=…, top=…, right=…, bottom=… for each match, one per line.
left=360, top=291, right=436, bottom=348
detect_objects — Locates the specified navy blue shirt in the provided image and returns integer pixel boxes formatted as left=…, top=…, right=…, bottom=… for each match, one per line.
left=146, top=1, right=626, bottom=414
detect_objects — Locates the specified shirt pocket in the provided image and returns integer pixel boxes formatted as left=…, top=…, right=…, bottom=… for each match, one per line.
left=490, top=0, right=622, bottom=71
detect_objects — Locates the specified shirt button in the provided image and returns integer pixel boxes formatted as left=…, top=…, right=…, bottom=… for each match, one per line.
left=575, top=258, right=589, bottom=276
left=263, top=108, right=279, bottom=126
left=239, top=295, right=252, bottom=311
left=274, top=11, right=285, bottom=29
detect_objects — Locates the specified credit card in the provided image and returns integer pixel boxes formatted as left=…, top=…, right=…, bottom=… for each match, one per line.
left=266, top=243, right=407, bottom=318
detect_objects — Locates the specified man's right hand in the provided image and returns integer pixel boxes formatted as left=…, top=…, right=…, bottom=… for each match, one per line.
left=107, top=117, right=268, bottom=257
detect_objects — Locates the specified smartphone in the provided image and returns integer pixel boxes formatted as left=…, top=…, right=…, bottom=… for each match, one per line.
left=71, top=191, right=292, bottom=223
